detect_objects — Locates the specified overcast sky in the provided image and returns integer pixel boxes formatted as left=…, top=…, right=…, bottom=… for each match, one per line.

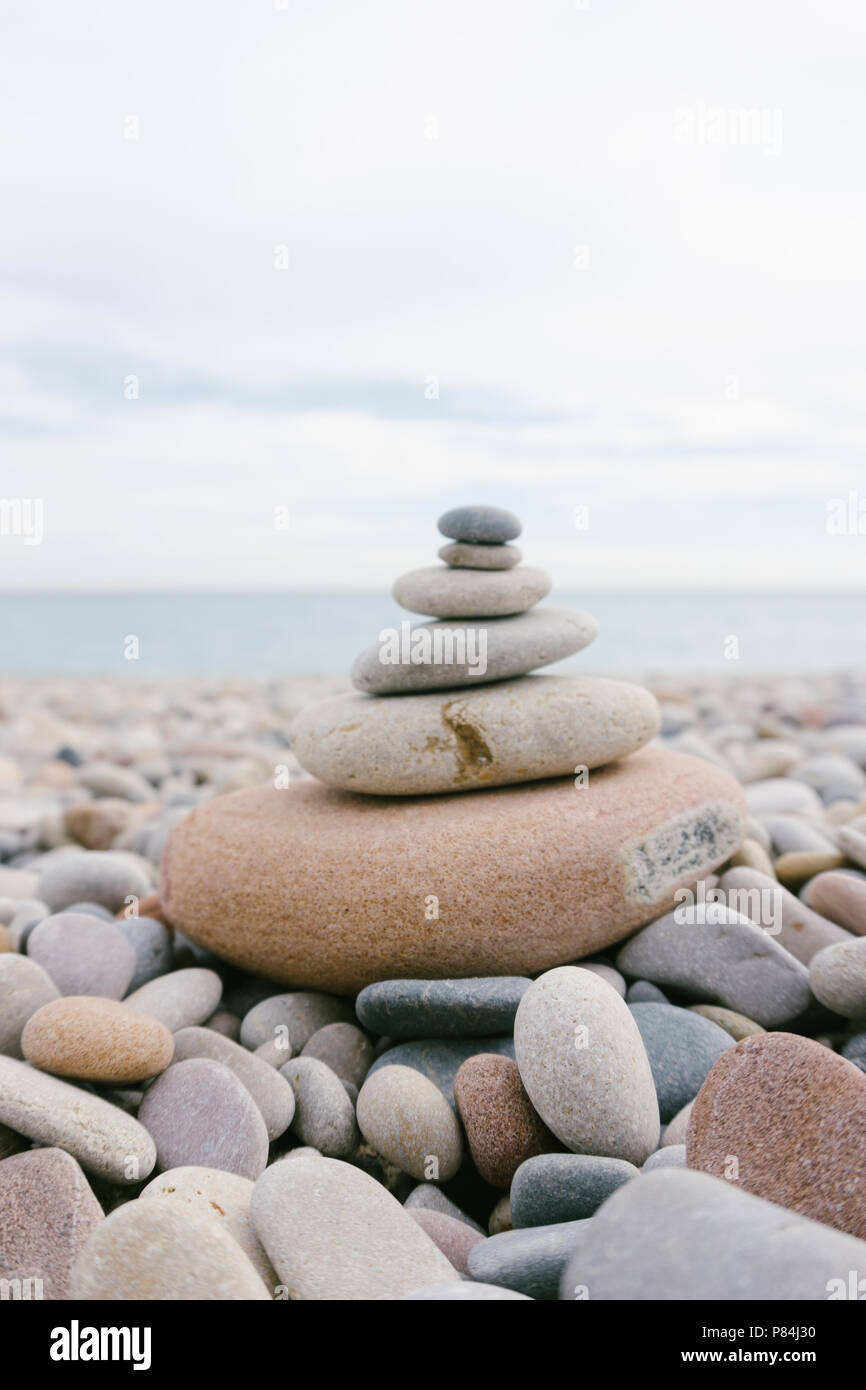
left=2, top=0, right=865, bottom=591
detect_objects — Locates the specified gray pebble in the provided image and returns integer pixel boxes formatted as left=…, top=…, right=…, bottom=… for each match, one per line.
left=626, top=980, right=669, bottom=1005
left=116, top=915, right=173, bottom=991
left=280, top=1056, right=359, bottom=1158
left=138, top=1057, right=269, bottom=1179
left=301, top=1021, right=373, bottom=1087
left=841, top=1033, right=866, bottom=1072
left=368, top=1036, right=515, bottom=1107
left=125, top=968, right=222, bottom=1031
left=37, top=851, right=152, bottom=914
left=27, top=913, right=136, bottom=999
left=809, top=938, right=866, bottom=1018
left=467, top=1219, right=588, bottom=1300
left=510, top=1153, right=638, bottom=1228
left=172, top=1026, right=295, bottom=1139
left=356, top=977, right=531, bottom=1040
left=438, top=541, right=522, bottom=570
left=438, top=504, right=522, bottom=544
left=0, top=953, right=61, bottom=1056
left=404, top=1183, right=485, bottom=1234
left=629, top=1003, right=732, bottom=1121
left=642, top=1145, right=687, bottom=1171
left=240, top=991, right=355, bottom=1052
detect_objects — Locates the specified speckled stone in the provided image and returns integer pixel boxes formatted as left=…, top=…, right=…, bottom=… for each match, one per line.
left=560, top=1168, right=866, bottom=1300
left=124, top=968, right=222, bottom=1031
left=290, top=677, right=660, bottom=796
left=0, top=1055, right=155, bottom=1183
left=453, top=1054, right=560, bottom=1188
left=161, top=748, right=748, bottom=994
left=0, top=1148, right=104, bottom=1300
left=617, top=903, right=812, bottom=1028
left=718, top=867, right=849, bottom=963
left=630, top=1003, right=732, bottom=1122
left=404, top=1183, right=485, bottom=1233
left=357, top=978, right=531, bottom=1040
left=514, top=968, right=659, bottom=1163
left=369, top=1037, right=515, bottom=1106
left=467, top=1218, right=588, bottom=1300
left=401, top=1280, right=532, bottom=1300
left=0, top=954, right=61, bottom=1057
left=301, top=1022, right=373, bottom=1088
left=138, top=1058, right=269, bottom=1179
left=408, top=1209, right=486, bottom=1273
left=21, top=997, right=173, bottom=1083
left=808, top=870, right=866, bottom=935
left=140, top=1165, right=278, bottom=1288
left=70, top=1197, right=270, bottom=1299
left=510, top=1153, right=638, bottom=1228
left=351, top=607, right=599, bottom=695
left=37, top=851, right=152, bottom=915
left=172, top=1027, right=295, bottom=1139
left=116, top=915, right=173, bottom=991
left=27, top=913, right=136, bottom=999
left=438, top=541, right=522, bottom=569
left=240, top=992, right=356, bottom=1051
left=687, top=1032, right=866, bottom=1239
left=687, top=1005, right=765, bottom=1040
left=356, top=1064, right=462, bottom=1181
left=251, top=1155, right=456, bottom=1300
left=438, top=505, right=522, bottom=544
left=809, top=937, right=866, bottom=1017
left=279, top=1056, right=359, bottom=1158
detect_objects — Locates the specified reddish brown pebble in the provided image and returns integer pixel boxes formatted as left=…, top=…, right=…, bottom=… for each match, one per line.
left=21, top=997, right=174, bottom=1084
left=454, top=1054, right=561, bottom=1189
left=687, top=1032, right=866, bottom=1240
left=0, top=1147, right=103, bottom=1299
left=408, top=1208, right=485, bottom=1274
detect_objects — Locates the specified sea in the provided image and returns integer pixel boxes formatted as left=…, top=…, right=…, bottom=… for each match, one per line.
left=0, top=591, right=863, bottom=679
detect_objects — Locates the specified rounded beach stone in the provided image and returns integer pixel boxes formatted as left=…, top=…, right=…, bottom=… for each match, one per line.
left=438, top=541, right=522, bottom=569
left=408, top=1209, right=485, bottom=1273
left=438, top=504, right=522, bottom=544
left=630, top=1003, right=732, bottom=1121
left=660, top=1099, right=693, bottom=1147
left=27, top=913, right=136, bottom=999
left=124, top=967, right=222, bottom=1031
left=840, top=826, right=866, bottom=869
left=351, top=606, right=598, bottom=695
left=510, top=1153, right=637, bottom=1228
left=402, top=1280, right=531, bottom=1300
left=240, top=992, right=355, bottom=1051
left=489, top=1194, right=512, bottom=1233
left=809, top=870, right=866, bottom=935
left=255, top=1036, right=294, bottom=1068
left=809, top=938, right=866, bottom=1017
left=745, top=779, right=824, bottom=817
left=626, top=980, right=668, bottom=1004
left=70, top=1197, right=270, bottom=1300
left=138, top=1058, right=269, bottom=1179
left=356, top=977, right=531, bottom=1040
left=616, top=903, right=812, bottom=1028
left=642, top=1144, right=686, bottom=1170
left=453, top=1054, right=559, bottom=1187
left=161, top=747, right=748, bottom=994
left=392, top=565, right=550, bottom=619
left=280, top=1056, right=359, bottom=1157
left=0, top=1055, right=155, bottom=1183
left=404, top=1182, right=485, bottom=1233
left=513, top=967, right=660, bottom=1164
left=37, top=851, right=152, bottom=914
left=290, top=676, right=660, bottom=796
left=0, top=1148, right=104, bottom=1300
left=369, top=1037, right=515, bottom=1107
left=301, top=1022, right=373, bottom=1088
left=0, top=953, right=61, bottom=1057
left=560, top=1168, right=866, bottom=1300
left=775, top=850, right=845, bottom=889
left=686, top=1032, right=866, bottom=1239
left=356, top=1064, right=462, bottom=1181
left=171, top=1027, right=295, bottom=1139
left=21, top=997, right=174, bottom=1083
left=576, top=962, right=626, bottom=996
left=717, top=867, right=850, bottom=963
left=687, top=1005, right=765, bottom=1040
left=116, top=915, right=173, bottom=990
left=251, top=1155, right=456, bottom=1300
left=140, top=1165, right=278, bottom=1288
left=467, top=1218, right=588, bottom=1300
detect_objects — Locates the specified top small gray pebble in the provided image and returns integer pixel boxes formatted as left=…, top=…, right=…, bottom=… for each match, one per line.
left=437, top=505, right=522, bottom=545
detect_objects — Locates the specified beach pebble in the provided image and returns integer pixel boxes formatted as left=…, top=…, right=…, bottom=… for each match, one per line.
left=27, top=913, right=136, bottom=999
left=125, top=968, right=222, bottom=1031
left=626, top=980, right=669, bottom=1004
left=138, top=1058, right=269, bottom=1179
left=560, top=1168, right=866, bottom=1300
left=660, top=1100, right=693, bottom=1146
left=172, top=1027, right=295, bottom=1139
left=301, top=1022, right=373, bottom=1088
left=76, top=761, right=157, bottom=802
left=489, top=1194, right=512, bottom=1234
left=407, top=1209, right=485, bottom=1273
left=0, top=953, right=61, bottom=1056
left=63, top=798, right=158, bottom=851
left=70, top=1197, right=270, bottom=1300
left=759, top=813, right=838, bottom=854
left=453, top=1054, right=559, bottom=1187
left=116, top=916, right=173, bottom=990
left=392, top=564, right=551, bottom=619
left=401, top=1280, right=532, bottom=1301
left=21, top=997, right=174, bottom=1083
left=775, top=850, right=845, bottom=890
left=438, top=504, right=522, bottom=544
left=0, top=867, right=39, bottom=900
left=140, top=1166, right=278, bottom=1289
left=838, top=825, right=866, bottom=871
left=642, top=1144, right=687, bottom=1170
left=687, top=1032, right=866, bottom=1239
left=630, top=1002, right=732, bottom=1121
left=161, top=748, right=747, bottom=993
left=240, top=992, right=355, bottom=1051
left=808, top=870, right=866, bottom=934
left=576, top=962, right=626, bottom=996
left=745, top=779, right=825, bottom=817
left=616, top=903, right=812, bottom=1027
left=687, top=1004, right=765, bottom=1040
left=356, top=1064, right=462, bottom=1181
left=6, top=899, right=47, bottom=950
left=438, top=541, right=522, bottom=569
left=510, top=1153, right=638, bottom=1228
left=357, top=977, right=531, bottom=1040
left=718, top=867, right=850, bottom=963
left=809, top=938, right=866, bottom=1017
left=513, top=967, right=659, bottom=1164
left=369, top=1037, right=515, bottom=1106
left=0, top=1148, right=104, bottom=1300
left=280, top=1056, right=359, bottom=1158
left=351, top=606, right=598, bottom=695
left=251, top=1155, right=456, bottom=1300
left=254, top=1036, right=294, bottom=1068
left=37, top=851, right=151, bottom=914
left=404, top=1183, right=485, bottom=1233
left=727, top=838, right=776, bottom=877
left=467, top=1219, right=588, bottom=1300
left=791, top=753, right=866, bottom=802
left=0, top=1055, right=155, bottom=1182
left=204, top=1009, right=241, bottom=1040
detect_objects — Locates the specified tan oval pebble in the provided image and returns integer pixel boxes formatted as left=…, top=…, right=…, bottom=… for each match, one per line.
left=138, top=1057, right=269, bottom=1179
left=774, top=850, right=845, bottom=889
left=0, top=1054, right=155, bottom=1183
left=124, top=967, right=222, bottom=1031
left=687, top=1004, right=765, bottom=1041
left=0, top=954, right=61, bottom=1057
left=809, top=937, right=866, bottom=1017
left=70, top=1196, right=271, bottom=1299
left=0, top=1148, right=104, bottom=1300
left=172, top=1027, right=295, bottom=1139
left=21, top=997, right=174, bottom=1082
left=488, top=1194, right=512, bottom=1234
left=356, top=1064, right=463, bottom=1181
left=140, top=1165, right=279, bottom=1289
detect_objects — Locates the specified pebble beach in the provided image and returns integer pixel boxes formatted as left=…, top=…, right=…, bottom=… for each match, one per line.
left=2, top=505, right=866, bottom=1303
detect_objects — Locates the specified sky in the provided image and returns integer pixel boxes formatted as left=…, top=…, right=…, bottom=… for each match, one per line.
left=1, top=0, right=865, bottom=591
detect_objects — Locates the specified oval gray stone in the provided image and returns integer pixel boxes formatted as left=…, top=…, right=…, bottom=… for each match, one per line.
left=438, top=541, right=522, bottom=570
left=510, top=1153, right=638, bottom=1228
left=437, top=505, right=522, bottom=544
left=629, top=1003, right=732, bottom=1121
left=467, top=1219, right=589, bottom=1299
left=240, top=992, right=355, bottom=1052
left=280, top=1056, right=359, bottom=1158
left=171, top=1027, right=295, bottom=1139
left=27, top=913, right=136, bottom=999
left=0, top=954, right=61, bottom=1057
left=116, top=915, right=173, bottom=991
left=392, top=565, right=550, bottom=619
left=138, top=1058, right=269, bottom=1178
left=718, top=867, right=850, bottom=963
left=356, top=977, right=531, bottom=1040
left=301, top=1022, right=373, bottom=1088
left=125, top=968, right=222, bottom=1031
left=37, top=851, right=152, bottom=914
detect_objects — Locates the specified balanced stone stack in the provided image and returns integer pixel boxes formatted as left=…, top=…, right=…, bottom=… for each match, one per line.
left=160, top=505, right=748, bottom=992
